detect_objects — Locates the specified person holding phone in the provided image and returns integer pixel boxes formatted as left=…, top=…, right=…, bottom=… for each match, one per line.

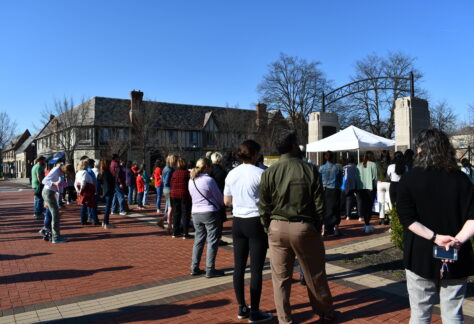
left=397, top=128, right=474, bottom=324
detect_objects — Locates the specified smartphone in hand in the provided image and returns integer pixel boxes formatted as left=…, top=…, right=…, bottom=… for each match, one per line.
left=433, top=246, right=458, bottom=261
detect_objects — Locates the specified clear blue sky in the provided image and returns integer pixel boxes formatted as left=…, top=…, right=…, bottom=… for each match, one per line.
left=1, top=0, right=473, bottom=133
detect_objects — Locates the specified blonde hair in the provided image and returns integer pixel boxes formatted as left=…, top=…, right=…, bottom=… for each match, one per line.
left=211, top=152, right=222, bottom=164
left=190, top=158, right=212, bottom=179
left=77, top=159, right=89, bottom=171
left=166, top=154, right=177, bottom=168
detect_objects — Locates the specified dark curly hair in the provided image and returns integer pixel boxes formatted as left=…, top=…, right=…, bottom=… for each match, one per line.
left=413, top=128, right=458, bottom=172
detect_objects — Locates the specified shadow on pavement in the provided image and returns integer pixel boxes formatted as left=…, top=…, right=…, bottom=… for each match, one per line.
left=0, top=266, right=132, bottom=284
left=46, top=298, right=231, bottom=324
left=0, top=252, right=52, bottom=261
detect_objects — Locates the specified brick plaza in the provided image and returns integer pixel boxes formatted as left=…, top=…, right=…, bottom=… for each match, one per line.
left=1, top=180, right=472, bottom=323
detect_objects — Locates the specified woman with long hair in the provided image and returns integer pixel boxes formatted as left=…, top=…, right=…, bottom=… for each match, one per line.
left=75, top=160, right=98, bottom=226
left=98, top=159, right=116, bottom=229
left=188, top=158, right=225, bottom=278
left=376, top=150, right=391, bottom=225
left=397, top=128, right=474, bottom=323
left=170, top=157, right=192, bottom=238
left=162, top=154, right=177, bottom=233
left=387, top=151, right=406, bottom=205
left=343, top=156, right=358, bottom=220
left=356, top=151, right=377, bottom=234
left=224, top=140, right=272, bottom=322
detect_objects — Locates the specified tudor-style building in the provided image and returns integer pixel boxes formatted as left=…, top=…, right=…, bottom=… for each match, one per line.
left=1, top=129, right=36, bottom=179
left=35, top=91, right=289, bottom=171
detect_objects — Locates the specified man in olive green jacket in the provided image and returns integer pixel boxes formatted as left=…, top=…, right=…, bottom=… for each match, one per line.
left=259, top=132, right=337, bottom=324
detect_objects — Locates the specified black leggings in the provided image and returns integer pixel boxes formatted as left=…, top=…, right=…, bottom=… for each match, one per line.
left=356, top=189, right=375, bottom=226
left=389, top=181, right=399, bottom=207
left=170, top=197, right=191, bottom=236
left=232, top=216, right=268, bottom=310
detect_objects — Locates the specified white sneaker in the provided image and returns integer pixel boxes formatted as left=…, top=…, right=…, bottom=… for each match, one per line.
left=358, top=217, right=364, bottom=222
left=156, top=209, right=161, bottom=214
left=119, top=212, right=127, bottom=216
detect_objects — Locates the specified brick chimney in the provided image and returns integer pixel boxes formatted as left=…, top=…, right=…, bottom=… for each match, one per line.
left=129, top=90, right=144, bottom=123
left=256, top=103, right=267, bottom=127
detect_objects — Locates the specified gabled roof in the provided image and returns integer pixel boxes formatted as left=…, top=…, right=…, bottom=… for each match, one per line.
left=15, top=135, right=35, bottom=153
left=5, top=130, right=31, bottom=151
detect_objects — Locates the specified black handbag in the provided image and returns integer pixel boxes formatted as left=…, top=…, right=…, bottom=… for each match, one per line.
left=192, top=179, right=227, bottom=222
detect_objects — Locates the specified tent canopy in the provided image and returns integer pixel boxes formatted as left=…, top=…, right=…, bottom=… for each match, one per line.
left=306, top=125, right=395, bottom=153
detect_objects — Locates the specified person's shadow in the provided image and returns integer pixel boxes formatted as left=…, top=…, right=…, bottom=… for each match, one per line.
left=0, top=266, right=132, bottom=284
left=46, top=298, right=231, bottom=324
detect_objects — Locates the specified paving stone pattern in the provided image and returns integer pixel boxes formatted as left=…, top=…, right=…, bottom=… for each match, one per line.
left=1, top=182, right=472, bottom=323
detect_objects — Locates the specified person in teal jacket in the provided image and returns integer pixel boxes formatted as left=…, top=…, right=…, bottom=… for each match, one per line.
left=356, top=151, right=378, bottom=234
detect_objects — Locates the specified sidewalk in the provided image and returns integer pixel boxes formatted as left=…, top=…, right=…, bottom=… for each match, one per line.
left=0, top=181, right=472, bottom=323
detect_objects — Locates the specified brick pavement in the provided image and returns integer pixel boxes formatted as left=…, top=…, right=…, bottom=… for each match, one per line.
left=0, top=180, right=472, bottom=323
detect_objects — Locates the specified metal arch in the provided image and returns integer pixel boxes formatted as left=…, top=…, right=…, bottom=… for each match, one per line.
left=322, top=72, right=414, bottom=112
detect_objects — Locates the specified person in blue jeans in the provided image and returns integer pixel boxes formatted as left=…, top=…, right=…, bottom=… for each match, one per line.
left=87, top=159, right=100, bottom=224
left=141, top=164, right=150, bottom=206
left=162, top=154, right=177, bottom=231
left=110, top=156, right=126, bottom=215
left=32, top=156, right=46, bottom=219
left=98, top=159, right=116, bottom=229
left=125, top=161, right=136, bottom=205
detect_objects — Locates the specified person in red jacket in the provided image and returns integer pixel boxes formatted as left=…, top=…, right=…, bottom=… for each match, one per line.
left=170, top=157, right=192, bottom=238
left=136, top=168, right=145, bottom=210
left=153, top=159, right=164, bottom=214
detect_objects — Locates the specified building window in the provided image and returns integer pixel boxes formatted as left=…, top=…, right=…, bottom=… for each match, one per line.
left=188, top=131, right=198, bottom=147
left=99, top=128, right=110, bottom=145
left=204, top=131, right=215, bottom=147
left=76, top=128, right=91, bottom=143
left=169, top=131, right=178, bottom=145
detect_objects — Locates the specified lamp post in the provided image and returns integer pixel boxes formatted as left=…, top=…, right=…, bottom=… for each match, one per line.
left=192, top=144, right=197, bottom=162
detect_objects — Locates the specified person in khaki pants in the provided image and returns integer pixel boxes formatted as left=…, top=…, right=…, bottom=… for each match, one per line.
left=259, top=132, right=337, bottom=324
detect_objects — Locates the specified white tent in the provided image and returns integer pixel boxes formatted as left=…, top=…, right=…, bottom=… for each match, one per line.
left=306, top=125, right=395, bottom=155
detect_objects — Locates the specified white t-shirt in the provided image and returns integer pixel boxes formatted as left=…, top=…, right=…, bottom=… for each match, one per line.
left=224, top=164, right=264, bottom=218
left=387, top=164, right=402, bottom=182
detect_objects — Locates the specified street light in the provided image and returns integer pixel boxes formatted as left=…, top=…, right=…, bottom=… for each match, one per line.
left=192, top=144, right=197, bottom=162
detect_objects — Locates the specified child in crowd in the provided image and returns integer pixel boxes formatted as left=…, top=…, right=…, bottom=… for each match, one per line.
left=136, top=169, right=145, bottom=210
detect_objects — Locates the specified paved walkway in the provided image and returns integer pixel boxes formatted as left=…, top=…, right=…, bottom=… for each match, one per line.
left=0, top=180, right=472, bottom=323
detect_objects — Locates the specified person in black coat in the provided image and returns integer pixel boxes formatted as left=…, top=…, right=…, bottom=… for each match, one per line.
left=397, top=128, right=474, bottom=323
left=98, top=159, right=117, bottom=229
left=210, top=152, right=228, bottom=246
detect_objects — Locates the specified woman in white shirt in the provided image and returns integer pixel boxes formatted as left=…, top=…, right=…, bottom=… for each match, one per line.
left=75, top=160, right=98, bottom=225
left=224, top=140, right=272, bottom=323
left=387, top=151, right=406, bottom=205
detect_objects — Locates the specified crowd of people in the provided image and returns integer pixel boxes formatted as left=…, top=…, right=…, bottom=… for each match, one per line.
left=27, top=128, right=474, bottom=324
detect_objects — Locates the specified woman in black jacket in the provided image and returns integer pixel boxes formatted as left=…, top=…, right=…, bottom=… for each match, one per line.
left=397, top=128, right=474, bottom=323
left=98, top=159, right=116, bottom=229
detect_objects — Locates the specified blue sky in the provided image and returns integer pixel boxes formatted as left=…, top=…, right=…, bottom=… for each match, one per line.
left=1, top=0, right=473, bottom=133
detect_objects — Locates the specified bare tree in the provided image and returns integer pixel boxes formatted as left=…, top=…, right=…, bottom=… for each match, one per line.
left=430, top=100, right=457, bottom=133
left=257, top=53, right=329, bottom=141
left=42, top=97, right=91, bottom=163
left=343, top=51, right=425, bottom=137
left=100, top=128, right=129, bottom=159
left=0, top=111, right=17, bottom=149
